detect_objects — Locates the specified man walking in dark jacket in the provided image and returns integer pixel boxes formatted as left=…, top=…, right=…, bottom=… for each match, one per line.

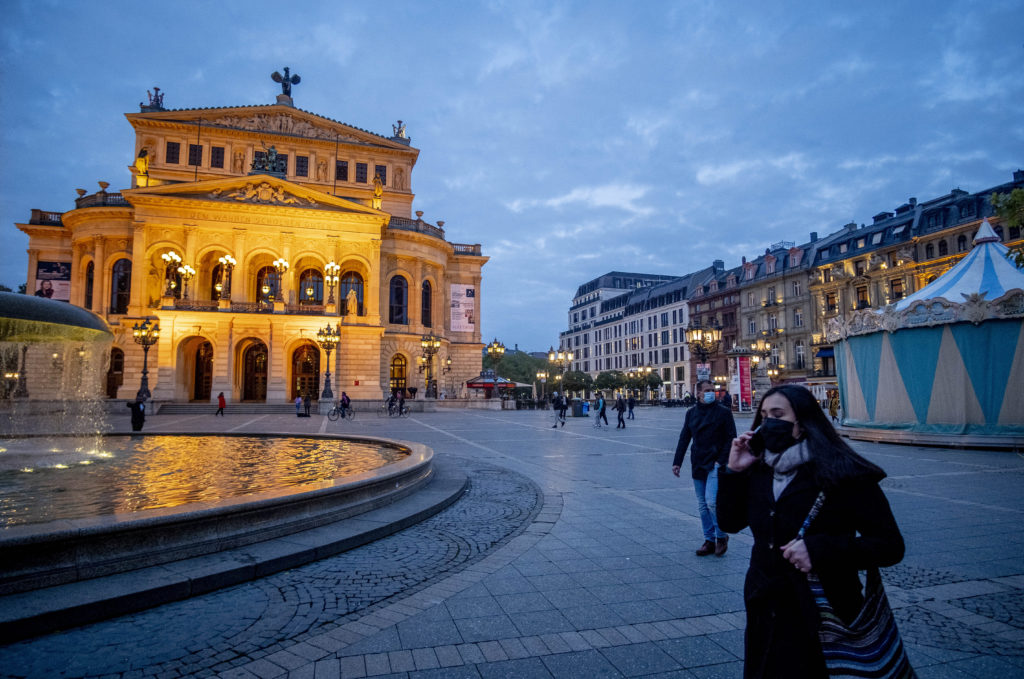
left=672, top=380, right=736, bottom=556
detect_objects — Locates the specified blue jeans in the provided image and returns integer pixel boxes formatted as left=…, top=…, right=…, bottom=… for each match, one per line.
left=693, top=466, right=726, bottom=541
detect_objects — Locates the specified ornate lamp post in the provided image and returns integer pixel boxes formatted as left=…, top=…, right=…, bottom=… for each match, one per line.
left=536, top=370, right=548, bottom=400
left=421, top=334, right=443, bottom=398
left=684, top=320, right=723, bottom=363
left=161, top=251, right=181, bottom=296
left=272, top=257, right=289, bottom=302
left=218, top=254, right=236, bottom=300
left=132, top=318, right=160, bottom=401
left=547, top=345, right=574, bottom=397
left=315, top=323, right=340, bottom=400
left=177, top=263, right=196, bottom=300
left=324, top=261, right=340, bottom=305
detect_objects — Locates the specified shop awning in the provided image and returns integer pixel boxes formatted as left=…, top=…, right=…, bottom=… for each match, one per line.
left=815, top=348, right=834, bottom=358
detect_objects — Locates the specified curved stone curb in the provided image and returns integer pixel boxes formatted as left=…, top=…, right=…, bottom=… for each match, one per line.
left=0, top=457, right=468, bottom=642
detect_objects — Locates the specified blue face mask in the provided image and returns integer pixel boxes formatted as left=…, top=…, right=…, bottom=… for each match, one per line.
left=703, top=391, right=716, bottom=404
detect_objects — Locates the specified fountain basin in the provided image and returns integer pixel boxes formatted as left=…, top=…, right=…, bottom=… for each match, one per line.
left=0, top=434, right=434, bottom=596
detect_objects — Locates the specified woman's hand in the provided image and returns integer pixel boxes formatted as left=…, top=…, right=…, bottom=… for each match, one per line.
left=781, top=538, right=812, bottom=573
left=728, top=431, right=761, bottom=472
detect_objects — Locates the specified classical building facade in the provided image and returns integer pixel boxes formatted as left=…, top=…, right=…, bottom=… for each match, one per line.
left=16, top=82, right=487, bottom=404
left=558, top=169, right=1023, bottom=402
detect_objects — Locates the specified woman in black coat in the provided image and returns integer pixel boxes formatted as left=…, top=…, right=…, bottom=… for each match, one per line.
left=717, top=385, right=905, bottom=679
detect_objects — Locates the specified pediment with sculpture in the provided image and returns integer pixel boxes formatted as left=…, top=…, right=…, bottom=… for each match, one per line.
left=209, top=112, right=381, bottom=145
left=209, top=182, right=317, bottom=206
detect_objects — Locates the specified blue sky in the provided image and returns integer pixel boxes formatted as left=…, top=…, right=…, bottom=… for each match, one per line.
left=2, top=0, right=1021, bottom=351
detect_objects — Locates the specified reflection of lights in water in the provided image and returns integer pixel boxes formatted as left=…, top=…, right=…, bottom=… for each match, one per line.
left=53, top=464, right=69, bottom=469
left=79, top=460, right=93, bottom=465
left=20, top=468, right=34, bottom=473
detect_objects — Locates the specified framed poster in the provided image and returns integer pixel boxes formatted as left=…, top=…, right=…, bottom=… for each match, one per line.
left=34, top=261, right=71, bottom=301
left=450, top=284, right=475, bottom=332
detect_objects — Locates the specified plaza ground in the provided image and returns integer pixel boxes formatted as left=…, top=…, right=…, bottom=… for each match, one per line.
left=1, top=405, right=1022, bottom=678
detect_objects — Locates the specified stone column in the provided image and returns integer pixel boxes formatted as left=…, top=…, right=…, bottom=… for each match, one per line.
left=93, top=237, right=107, bottom=315
left=130, top=225, right=148, bottom=315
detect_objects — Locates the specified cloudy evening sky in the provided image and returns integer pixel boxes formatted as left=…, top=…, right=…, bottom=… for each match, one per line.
left=1, top=0, right=1022, bottom=351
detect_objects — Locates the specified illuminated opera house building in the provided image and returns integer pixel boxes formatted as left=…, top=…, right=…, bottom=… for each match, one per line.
left=15, top=75, right=487, bottom=405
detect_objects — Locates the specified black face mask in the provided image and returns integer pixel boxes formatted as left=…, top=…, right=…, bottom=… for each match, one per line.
left=760, top=417, right=798, bottom=453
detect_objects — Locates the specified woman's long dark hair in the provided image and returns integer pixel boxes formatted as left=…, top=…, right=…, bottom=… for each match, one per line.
left=753, top=384, right=885, bottom=487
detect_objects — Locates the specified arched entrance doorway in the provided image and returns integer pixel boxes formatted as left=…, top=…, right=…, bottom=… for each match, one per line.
left=106, top=347, right=124, bottom=399
left=389, top=355, right=407, bottom=395
left=292, top=344, right=320, bottom=400
left=241, top=341, right=269, bottom=401
left=193, top=341, right=213, bottom=401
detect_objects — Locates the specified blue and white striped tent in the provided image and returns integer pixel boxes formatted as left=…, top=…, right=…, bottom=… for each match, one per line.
left=830, top=220, right=1024, bottom=440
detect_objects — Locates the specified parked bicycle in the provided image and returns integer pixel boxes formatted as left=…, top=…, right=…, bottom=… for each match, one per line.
left=326, top=403, right=355, bottom=421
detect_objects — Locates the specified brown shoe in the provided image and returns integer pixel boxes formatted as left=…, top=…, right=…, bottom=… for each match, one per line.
left=715, top=536, right=729, bottom=557
left=696, top=540, right=716, bottom=556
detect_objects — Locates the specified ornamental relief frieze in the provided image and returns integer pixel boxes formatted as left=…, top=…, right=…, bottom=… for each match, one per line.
left=208, top=114, right=364, bottom=143
left=209, top=183, right=317, bottom=206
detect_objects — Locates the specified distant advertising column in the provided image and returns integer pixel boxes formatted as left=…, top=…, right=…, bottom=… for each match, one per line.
left=738, top=356, right=753, bottom=412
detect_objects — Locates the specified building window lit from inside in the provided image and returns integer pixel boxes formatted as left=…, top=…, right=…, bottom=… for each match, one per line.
left=390, top=355, right=407, bottom=391
left=340, top=271, right=363, bottom=315
left=299, top=269, right=323, bottom=304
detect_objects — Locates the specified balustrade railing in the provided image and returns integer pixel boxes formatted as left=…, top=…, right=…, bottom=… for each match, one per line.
left=452, top=243, right=483, bottom=256
left=75, top=192, right=129, bottom=209
left=286, top=304, right=325, bottom=315
left=29, top=209, right=64, bottom=226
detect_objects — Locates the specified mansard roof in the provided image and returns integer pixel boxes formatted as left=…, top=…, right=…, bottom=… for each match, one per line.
left=574, top=271, right=680, bottom=299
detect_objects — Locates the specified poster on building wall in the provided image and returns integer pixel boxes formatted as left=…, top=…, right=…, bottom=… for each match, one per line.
left=450, top=284, right=475, bottom=332
left=696, top=363, right=711, bottom=383
left=34, top=261, right=71, bottom=301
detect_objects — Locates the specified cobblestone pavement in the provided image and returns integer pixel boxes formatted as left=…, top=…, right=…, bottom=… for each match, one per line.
left=2, top=407, right=1023, bottom=678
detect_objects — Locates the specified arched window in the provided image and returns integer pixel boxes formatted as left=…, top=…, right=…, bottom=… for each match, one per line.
left=339, top=271, right=364, bottom=315
left=389, top=355, right=407, bottom=392
left=421, top=280, right=432, bottom=328
left=110, top=258, right=131, bottom=314
left=256, top=266, right=279, bottom=304
left=925, top=243, right=934, bottom=259
left=84, top=261, right=95, bottom=310
left=957, top=235, right=967, bottom=252
left=389, top=276, right=408, bottom=324
left=298, top=268, right=323, bottom=304
left=938, top=240, right=948, bottom=256
left=211, top=263, right=223, bottom=301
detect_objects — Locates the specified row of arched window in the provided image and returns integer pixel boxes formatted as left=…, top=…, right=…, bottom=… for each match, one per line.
left=83, top=257, right=437, bottom=328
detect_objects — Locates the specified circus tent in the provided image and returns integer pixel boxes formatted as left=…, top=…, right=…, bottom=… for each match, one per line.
left=826, top=220, right=1024, bottom=443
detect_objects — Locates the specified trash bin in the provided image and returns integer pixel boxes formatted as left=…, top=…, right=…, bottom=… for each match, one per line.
left=571, top=399, right=584, bottom=417
left=580, top=400, right=589, bottom=416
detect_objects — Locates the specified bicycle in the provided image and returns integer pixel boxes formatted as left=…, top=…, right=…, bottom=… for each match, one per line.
left=327, top=404, right=355, bottom=421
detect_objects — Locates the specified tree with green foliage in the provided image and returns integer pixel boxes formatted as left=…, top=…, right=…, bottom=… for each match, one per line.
left=594, top=370, right=626, bottom=391
left=991, top=189, right=1024, bottom=268
left=561, top=370, right=593, bottom=396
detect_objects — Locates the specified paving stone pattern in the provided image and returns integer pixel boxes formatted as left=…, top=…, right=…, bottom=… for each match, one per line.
left=2, top=408, right=1023, bottom=678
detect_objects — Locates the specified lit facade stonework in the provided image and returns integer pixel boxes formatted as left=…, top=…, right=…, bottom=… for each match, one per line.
left=16, top=87, right=487, bottom=404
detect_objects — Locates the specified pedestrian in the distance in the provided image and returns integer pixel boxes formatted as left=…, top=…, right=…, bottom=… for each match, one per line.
left=295, top=395, right=302, bottom=417
left=627, top=395, right=636, bottom=420
left=303, top=392, right=312, bottom=416
left=595, top=392, right=608, bottom=428
left=127, top=398, right=146, bottom=431
left=215, top=391, right=226, bottom=416
left=672, top=380, right=736, bottom=556
left=551, top=391, right=563, bottom=428
left=614, top=394, right=627, bottom=429
left=828, top=390, right=840, bottom=424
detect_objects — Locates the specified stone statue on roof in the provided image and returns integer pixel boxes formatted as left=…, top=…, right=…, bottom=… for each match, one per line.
left=271, top=67, right=301, bottom=97
left=392, top=120, right=407, bottom=138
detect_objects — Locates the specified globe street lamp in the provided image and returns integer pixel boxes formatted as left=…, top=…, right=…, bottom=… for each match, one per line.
left=486, top=338, right=506, bottom=373
left=536, top=370, right=548, bottom=400
left=161, top=251, right=181, bottom=296
left=316, top=323, right=340, bottom=400
left=177, top=263, right=196, bottom=300
left=324, top=260, right=340, bottom=305
left=547, top=345, right=574, bottom=398
left=421, top=334, right=443, bottom=398
left=132, top=318, right=160, bottom=401
left=273, top=258, right=289, bottom=301
left=218, top=254, right=237, bottom=300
